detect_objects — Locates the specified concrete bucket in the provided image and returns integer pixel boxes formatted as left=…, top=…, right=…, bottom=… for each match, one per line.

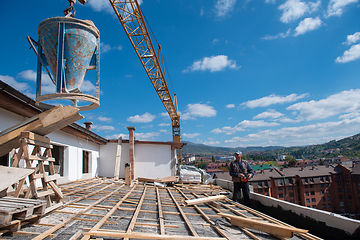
left=28, top=17, right=100, bottom=111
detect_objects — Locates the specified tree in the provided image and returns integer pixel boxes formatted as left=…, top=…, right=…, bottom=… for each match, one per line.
left=212, top=155, right=216, bottom=162
left=285, top=155, right=297, bottom=167
left=198, top=162, right=208, bottom=169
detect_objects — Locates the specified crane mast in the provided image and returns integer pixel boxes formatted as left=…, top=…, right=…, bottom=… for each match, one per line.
left=109, top=0, right=181, bottom=144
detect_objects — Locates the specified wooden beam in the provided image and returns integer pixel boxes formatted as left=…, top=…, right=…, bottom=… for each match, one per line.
left=0, top=166, right=34, bottom=192
left=85, top=231, right=226, bottom=240
left=114, top=137, right=122, bottom=180
left=156, top=187, right=165, bottom=235
left=184, top=195, right=226, bottom=206
left=138, top=176, right=179, bottom=183
left=217, top=213, right=308, bottom=238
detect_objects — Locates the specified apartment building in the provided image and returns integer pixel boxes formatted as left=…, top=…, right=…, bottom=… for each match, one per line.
left=250, top=164, right=360, bottom=219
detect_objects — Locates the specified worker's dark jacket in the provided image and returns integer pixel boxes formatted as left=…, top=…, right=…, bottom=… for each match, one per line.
left=229, top=160, right=254, bottom=182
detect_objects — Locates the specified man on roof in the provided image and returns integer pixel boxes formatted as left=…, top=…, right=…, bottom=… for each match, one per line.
left=229, top=151, right=254, bottom=207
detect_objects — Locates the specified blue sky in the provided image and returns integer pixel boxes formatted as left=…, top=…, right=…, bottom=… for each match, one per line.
left=1, top=0, right=360, bottom=148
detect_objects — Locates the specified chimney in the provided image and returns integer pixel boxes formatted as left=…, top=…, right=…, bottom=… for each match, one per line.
left=127, top=126, right=136, bottom=180
left=261, top=169, right=264, bottom=174
left=84, top=121, right=93, bottom=131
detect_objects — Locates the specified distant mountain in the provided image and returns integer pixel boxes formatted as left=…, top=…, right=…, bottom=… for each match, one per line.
left=181, top=141, right=284, bottom=156
left=182, top=132, right=360, bottom=159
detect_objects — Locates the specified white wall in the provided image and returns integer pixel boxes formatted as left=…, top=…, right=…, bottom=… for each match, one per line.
left=134, top=144, right=172, bottom=179
left=0, top=108, right=100, bottom=184
left=99, top=142, right=173, bottom=179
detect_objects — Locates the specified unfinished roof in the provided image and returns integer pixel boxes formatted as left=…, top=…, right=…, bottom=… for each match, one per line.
left=0, top=178, right=321, bottom=240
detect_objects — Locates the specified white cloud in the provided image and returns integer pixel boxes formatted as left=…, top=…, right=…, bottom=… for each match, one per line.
left=225, top=117, right=360, bottom=147
left=294, top=17, right=322, bottom=36
left=265, top=0, right=276, bottom=3
left=335, top=44, right=360, bottom=63
left=279, top=0, right=320, bottom=23
left=100, top=42, right=123, bottom=54
left=211, top=120, right=279, bottom=135
left=243, top=93, right=308, bottom=108
left=1, top=75, right=31, bottom=92
left=18, top=70, right=36, bottom=81
left=343, top=32, right=360, bottom=45
left=254, top=109, right=284, bottom=119
left=81, top=80, right=97, bottom=94
left=183, top=133, right=201, bottom=138
left=184, top=55, right=238, bottom=72
left=127, top=112, right=156, bottom=123
left=261, top=29, right=291, bottom=40
left=215, top=0, right=237, bottom=17
left=93, top=125, right=115, bottom=131
left=287, top=89, right=360, bottom=121
left=326, top=0, right=358, bottom=17
left=97, top=116, right=112, bottom=122
left=87, top=0, right=115, bottom=14
left=135, top=132, right=160, bottom=141
left=105, top=133, right=127, bottom=140
left=339, top=112, right=360, bottom=119
left=181, top=103, right=217, bottom=120
left=158, top=122, right=171, bottom=127
left=226, top=104, right=235, bottom=109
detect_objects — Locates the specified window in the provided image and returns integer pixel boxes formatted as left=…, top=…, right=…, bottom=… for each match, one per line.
left=348, top=195, right=352, bottom=200
left=349, top=202, right=353, bottom=207
left=339, top=195, right=343, bottom=199
left=309, top=177, right=314, bottom=182
left=310, top=184, right=314, bottom=188
left=288, top=186, right=293, bottom=190
left=306, top=199, right=310, bottom=203
left=258, top=189, right=263, bottom=193
left=82, top=150, right=90, bottom=174
left=327, top=196, right=331, bottom=201
left=347, top=188, right=351, bottom=193
left=339, top=201, right=344, bottom=206
left=346, top=181, right=350, bottom=186
left=312, top=205, right=316, bottom=209
left=311, top=191, right=315, bottom=195
left=328, top=204, right=332, bottom=208
left=320, top=177, right=324, bottom=182
left=325, top=176, right=330, bottom=181
left=278, top=179, right=282, bottom=185
left=340, top=208, right=345, bottom=213
left=326, top=190, right=330, bottom=194
left=52, top=145, right=65, bottom=176
left=320, top=190, right=324, bottom=194
left=306, top=192, right=309, bottom=196
left=320, top=183, right=324, bottom=188
left=321, top=197, right=325, bottom=202
left=290, top=193, right=294, bottom=197
left=325, top=183, right=329, bottom=187
left=338, top=188, right=342, bottom=192
left=305, top=185, right=309, bottom=189
left=258, top=182, right=263, bottom=187
left=337, top=182, right=341, bottom=186
left=322, top=204, right=326, bottom=209
left=290, top=200, right=295, bottom=203
left=278, top=186, right=283, bottom=191
left=345, top=175, right=349, bottom=179
left=279, top=194, right=284, bottom=198
left=311, top=198, right=316, bottom=202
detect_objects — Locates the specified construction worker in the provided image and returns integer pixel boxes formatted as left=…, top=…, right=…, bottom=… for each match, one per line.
left=229, top=151, right=254, bottom=207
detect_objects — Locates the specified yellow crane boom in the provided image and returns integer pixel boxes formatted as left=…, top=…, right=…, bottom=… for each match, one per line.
left=109, top=0, right=181, bottom=144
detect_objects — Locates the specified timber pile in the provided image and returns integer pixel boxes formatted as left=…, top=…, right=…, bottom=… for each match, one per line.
left=0, top=178, right=322, bottom=240
left=0, top=197, right=47, bottom=230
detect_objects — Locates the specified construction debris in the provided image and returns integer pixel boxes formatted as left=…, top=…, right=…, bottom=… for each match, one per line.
left=218, top=212, right=308, bottom=238
left=137, top=176, right=179, bottom=183
left=184, top=195, right=226, bottom=206
left=0, top=178, right=319, bottom=240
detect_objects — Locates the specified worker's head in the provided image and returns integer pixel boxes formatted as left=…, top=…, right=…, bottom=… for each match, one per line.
left=235, top=151, right=242, bottom=161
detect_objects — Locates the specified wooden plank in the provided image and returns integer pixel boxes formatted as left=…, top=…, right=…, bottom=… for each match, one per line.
left=48, top=181, right=63, bottom=199
left=20, top=131, right=50, bottom=144
left=36, top=189, right=54, bottom=198
left=114, top=137, right=122, bottom=180
left=184, top=195, right=226, bottom=206
left=217, top=212, right=308, bottom=238
left=0, top=166, right=34, bottom=192
left=138, top=176, right=179, bottom=183
left=44, top=174, right=60, bottom=182
left=167, top=188, right=198, bottom=237
left=31, top=183, right=122, bottom=240
left=79, top=184, right=137, bottom=240
left=156, top=187, right=165, bottom=235
left=0, top=117, right=41, bottom=146
left=86, top=231, right=226, bottom=240
left=28, top=155, right=55, bottom=162
left=126, top=186, right=147, bottom=235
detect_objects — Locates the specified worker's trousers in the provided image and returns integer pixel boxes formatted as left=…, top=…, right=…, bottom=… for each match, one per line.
left=233, top=181, right=251, bottom=207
